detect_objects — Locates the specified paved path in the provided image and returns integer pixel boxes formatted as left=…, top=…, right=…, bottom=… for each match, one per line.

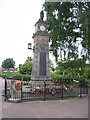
left=2, top=97, right=88, bottom=118
left=0, top=77, right=88, bottom=118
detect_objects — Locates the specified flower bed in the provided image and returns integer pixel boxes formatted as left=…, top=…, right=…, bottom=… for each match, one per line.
left=10, top=77, right=79, bottom=93
left=52, top=77, right=79, bottom=89
left=29, top=85, right=65, bottom=95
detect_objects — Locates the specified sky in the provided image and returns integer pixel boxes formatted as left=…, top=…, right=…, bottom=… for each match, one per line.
left=0, top=0, right=56, bottom=68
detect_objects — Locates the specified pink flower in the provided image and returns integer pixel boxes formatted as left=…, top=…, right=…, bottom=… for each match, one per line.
left=56, top=86, right=59, bottom=89
left=29, top=88, right=34, bottom=90
left=39, top=87, right=42, bottom=90
left=42, top=88, right=45, bottom=91
left=52, top=91, right=56, bottom=95
left=47, top=86, right=51, bottom=88
left=16, top=80, right=21, bottom=84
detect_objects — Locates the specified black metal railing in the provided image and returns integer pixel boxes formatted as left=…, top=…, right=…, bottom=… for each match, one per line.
left=4, top=78, right=88, bottom=102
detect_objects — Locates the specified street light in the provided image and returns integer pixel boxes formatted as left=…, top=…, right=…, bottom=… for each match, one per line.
left=28, top=43, right=32, bottom=50
left=28, top=43, right=35, bottom=52
left=49, top=44, right=53, bottom=51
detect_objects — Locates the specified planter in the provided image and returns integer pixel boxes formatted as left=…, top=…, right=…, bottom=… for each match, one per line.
left=15, top=85, right=21, bottom=91
left=52, top=80, right=55, bottom=82
left=11, top=81, right=15, bottom=84
left=73, top=84, right=78, bottom=88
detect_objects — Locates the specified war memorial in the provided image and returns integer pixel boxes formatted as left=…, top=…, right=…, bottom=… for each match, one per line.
left=4, top=11, right=88, bottom=102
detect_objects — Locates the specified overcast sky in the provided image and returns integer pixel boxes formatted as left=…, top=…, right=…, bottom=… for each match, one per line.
left=0, top=0, right=56, bottom=68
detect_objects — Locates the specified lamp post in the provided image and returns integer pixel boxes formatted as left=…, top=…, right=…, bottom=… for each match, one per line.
left=28, top=43, right=35, bottom=52
left=49, top=44, right=53, bottom=52
left=28, top=43, right=53, bottom=51
left=28, top=43, right=32, bottom=50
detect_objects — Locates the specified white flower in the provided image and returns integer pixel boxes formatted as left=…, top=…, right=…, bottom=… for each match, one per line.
left=36, top=87, right=39, bottom=89
left=63, top=86, right=68, bottom=90
left=73, top=80, right=79, bottom=83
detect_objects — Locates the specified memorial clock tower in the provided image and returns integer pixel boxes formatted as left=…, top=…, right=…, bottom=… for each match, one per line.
left=31, top=11, right=51, bottom=81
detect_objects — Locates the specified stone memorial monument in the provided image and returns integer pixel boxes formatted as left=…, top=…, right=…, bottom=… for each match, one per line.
left=29, top=11, right=54, bottom=86
left=31, top=11, right=51, bottom=81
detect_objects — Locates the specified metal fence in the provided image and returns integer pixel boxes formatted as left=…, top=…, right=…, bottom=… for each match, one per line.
left=4, top=78, right=88, bottom=102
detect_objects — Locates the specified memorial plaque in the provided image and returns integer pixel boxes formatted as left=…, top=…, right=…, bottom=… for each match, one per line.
left=39, top=52, right=46, bottom=76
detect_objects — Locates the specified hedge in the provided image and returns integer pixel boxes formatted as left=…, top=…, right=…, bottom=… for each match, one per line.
left=0, top=72, right=31, bottom=81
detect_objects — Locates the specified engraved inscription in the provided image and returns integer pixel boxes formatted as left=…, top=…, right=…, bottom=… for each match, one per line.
left=39, top=52, right=46, bottom=76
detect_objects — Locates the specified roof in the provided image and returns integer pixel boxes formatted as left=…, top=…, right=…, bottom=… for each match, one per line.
left=34, top=19, right=48, bottom=26
left=0, top=67, right=18, bottom=71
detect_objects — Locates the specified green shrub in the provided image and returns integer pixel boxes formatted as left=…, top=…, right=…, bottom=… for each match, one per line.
left=22, top=74, right=31, bottom=81
left=50, top=72, right=61, bottom=80
left=1, top=72, right=31, bottom=81
left=1, top=73, right=8, bottom=79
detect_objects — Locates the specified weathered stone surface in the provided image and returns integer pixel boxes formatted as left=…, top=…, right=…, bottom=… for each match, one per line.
left=31, top=18, right=51, bottom=81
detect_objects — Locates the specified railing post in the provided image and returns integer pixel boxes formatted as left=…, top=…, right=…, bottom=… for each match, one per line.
left=44, top=81, right=46, bottom=101
left=86, top=80, right=88, bottom=95
left=61, top=79, right=63, bottom=100
left=82, top=80, right=85, bottom=94
left=80, top=80, right=82, bottom=98
left=21, top=78, right=23, bottom=102
left=5, top=78, right=7, bottom=101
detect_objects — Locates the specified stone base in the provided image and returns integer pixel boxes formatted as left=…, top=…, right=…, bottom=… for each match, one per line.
left=31, top=76, right=52, bottom=81
left=29, top=80, right=54, bottom=87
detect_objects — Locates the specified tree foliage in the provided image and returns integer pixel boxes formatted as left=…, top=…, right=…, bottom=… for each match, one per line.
left=1, top=58, right=15, bottom=69
left=43, top=2, right=90, bottom=62
left=49, top=59, right=55, bottom=71
left=56, top=59, right=87, bottom=78
left=19, top=58, right=32, bottom=75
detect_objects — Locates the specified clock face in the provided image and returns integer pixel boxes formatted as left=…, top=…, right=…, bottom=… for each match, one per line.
left=40, top=25, right=45, bottom=31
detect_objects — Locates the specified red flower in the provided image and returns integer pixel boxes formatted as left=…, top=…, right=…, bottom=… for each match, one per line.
left=63, top=83, right=66, bottom=86
left=66, top=84, right=70, bottom=87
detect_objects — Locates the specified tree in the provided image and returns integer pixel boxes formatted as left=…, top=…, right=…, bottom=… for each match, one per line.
left=19, top=58, right=32, bottom=75
left=25, top=57, right=33, bottom=63
left=75, top=2, right=90, bottom=62
left=49, top=59, right=55, bottom=71
left=49, top=59, right=54, bottom=68
left=43, top=2, right=89, bottom=62
left=1, top=58, right=15, bottom=69
left=56, top=59, right=86, bottom=78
